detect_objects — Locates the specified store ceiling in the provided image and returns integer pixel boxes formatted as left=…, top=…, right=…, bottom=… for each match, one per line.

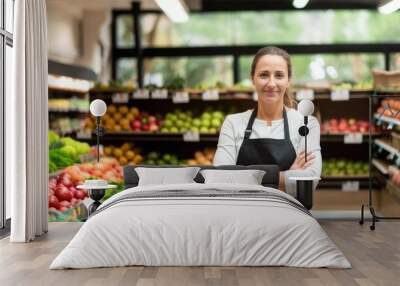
left=46, top=0, right=384, bottom=11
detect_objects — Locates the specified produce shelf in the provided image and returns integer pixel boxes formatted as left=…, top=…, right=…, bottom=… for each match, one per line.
left=374, top=114, right=400, bottom=128
left=322, top=175, right=369, bottom=180
left=374, top=139, right=400, bottom=157
left=76, top=132, right=220, bottom=142
left=49, top=86, right=89, bottom=94
left=89, top=89, right=374, bottom=102
left=372, top=159, right=390, bottom=176
left=320, top=133, right=380, bottom=143
left=49, top=109, right=89, bottom=114
left=72, top=131, right=380, bottom=144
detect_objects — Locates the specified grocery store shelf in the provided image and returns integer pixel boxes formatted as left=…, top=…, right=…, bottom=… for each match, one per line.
left=374, top=89, right=400, bottom=95
left=76, top=132, right=219, bottom=142
left=89, top=88, right=374, bottom=102
left=49, top=109, right=89, bottom=114
left=372, top=159, right=389, bottom=176
left=322, top=175, right=369, bottom=180
left=90, top=87, right=135, bottom=94
left=49, top=86, right=89, bottom=94
left=320, top=133, right=380, bottom=143
left=374, top=114, right=400, bottom=128
left=73, top=132, right=380, bottom=143
left=374, top=139, right=400, bottom=157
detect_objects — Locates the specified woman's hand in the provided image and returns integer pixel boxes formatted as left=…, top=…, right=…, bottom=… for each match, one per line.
left=290, top=151, right=315, bottom=170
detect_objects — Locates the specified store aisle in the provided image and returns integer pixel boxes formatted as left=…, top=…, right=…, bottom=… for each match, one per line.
left=0, top=221, right=399, bottom=286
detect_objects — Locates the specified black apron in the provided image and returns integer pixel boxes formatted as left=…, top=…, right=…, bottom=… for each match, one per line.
left=236, top=107, right=297, bottom=171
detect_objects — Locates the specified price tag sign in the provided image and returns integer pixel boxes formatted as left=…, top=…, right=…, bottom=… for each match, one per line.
left=172, top=92, right=190, bottom=104
left=344, top=133, right=363, bottom=144
left=296, top=89, right=314, bottom=101
left=183, top=131, right=200, bottom=142
left=330, top=89, right=350, bottom=101
left=151, top=89, right=168, bottom=99
left=202, top=89, right=219, bottom=101
left=342, top=181, right=360, bottom=192
left=252, top=92, right=258, bottom=101
left=76, top=130, right=92, bottom=139
left=133, top=89, right=150, bottom=99
left=112, top=93, right=129, bottom=103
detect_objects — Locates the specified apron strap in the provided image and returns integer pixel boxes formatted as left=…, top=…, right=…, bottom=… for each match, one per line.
left=244, top=107, right=290, bottom=140
left=244, top=107, right=258, bottom=139
left=283, top=108, right=291, bottom=140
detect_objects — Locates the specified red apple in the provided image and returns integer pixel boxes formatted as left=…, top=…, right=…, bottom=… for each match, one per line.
left=74, top=190, right=86, bottom=200
left=330, top=119, right=338, bottom=126
left=58, top=173, right=73, bottom=188
left=142, top=124, right=150, bottom=131
left=149, top=123, right=159, bottom=132
left=148, top=116, right=157, bottom=124
left=55, top=185, right=73, bottom=202
left=70, top=198, right=79, bottom=206
left=59, top=200, right=71, bottom=209
left=132, top=119, right=141, bottom=130
left=48, top=195, right=60, bottom=209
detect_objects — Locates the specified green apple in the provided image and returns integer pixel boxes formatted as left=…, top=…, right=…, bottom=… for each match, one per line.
left=200, top=126, right=209, bottom=133
left=201, top=119, right=211, bottom=128
left=201, top=112, right=212, bottom=120
left=209, top=127, right=217, bottom=133
left=192, top=119, right=201, bottom=127
left=211, top=118, right=221, bottom=128
left=170, top=126, right=179, bottom=133
left=164, top=119, right=172, bottom=128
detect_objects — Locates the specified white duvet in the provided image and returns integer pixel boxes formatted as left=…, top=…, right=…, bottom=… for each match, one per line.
left=50, top=183, right=351, bottom=269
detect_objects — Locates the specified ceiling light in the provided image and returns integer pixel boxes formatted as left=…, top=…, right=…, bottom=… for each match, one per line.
left=155, top=0, right=189, bottom=23
left=293, top=0, right=310, bottom=9
left=378, top=0, right=400, bottom=14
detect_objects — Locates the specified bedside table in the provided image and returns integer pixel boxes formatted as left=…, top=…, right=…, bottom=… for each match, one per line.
left=77, top=184, right=117, bottom=216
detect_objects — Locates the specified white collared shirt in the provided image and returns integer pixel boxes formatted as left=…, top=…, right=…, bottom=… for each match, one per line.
left=213, top=108, right=322, bottom=197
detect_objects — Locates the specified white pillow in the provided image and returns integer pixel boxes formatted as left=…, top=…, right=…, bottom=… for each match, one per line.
left=136, top=167, right=200, bottom=186
left=200, top=169, right=266, bottom=185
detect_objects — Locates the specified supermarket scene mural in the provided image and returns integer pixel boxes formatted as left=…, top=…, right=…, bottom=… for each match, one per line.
left=45, top=3, right=400, bottom=222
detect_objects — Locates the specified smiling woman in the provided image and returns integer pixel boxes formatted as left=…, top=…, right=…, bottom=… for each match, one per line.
left=214, top=46, right=322, bottom=197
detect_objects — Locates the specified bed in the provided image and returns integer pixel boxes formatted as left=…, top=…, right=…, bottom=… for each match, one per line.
left=50, top=165, right=350, bottom=269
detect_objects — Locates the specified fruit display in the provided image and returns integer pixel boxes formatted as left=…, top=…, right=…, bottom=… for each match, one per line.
left=322, top=159, right=369, bottom=177
left=84, top=105, right=162, bottom=133
left=103, top=143, right=144, bottom=166
left=377, top=99, right=400, bottom=120
left=187, top=148, right=216, bottom=165
left=48, top=157, right=124, bottom=221
left=160, top=108, right=225, bottom=134
left=48, top=131, right=91, bottom=173
left=48, top=172, right=89, bottom=213
left=331, top=81, right=373, bottom=91
left=48, top=98, right=89, bottom=112
left=321, top=118, right=378, bottom=134
left=130, top=111, right=162, bottom=132
left=142, top=152, right=186, bottom=165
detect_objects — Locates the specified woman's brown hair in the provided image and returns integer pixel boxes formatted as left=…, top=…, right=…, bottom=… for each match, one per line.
left=250, top=46, right=296, bottom=108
